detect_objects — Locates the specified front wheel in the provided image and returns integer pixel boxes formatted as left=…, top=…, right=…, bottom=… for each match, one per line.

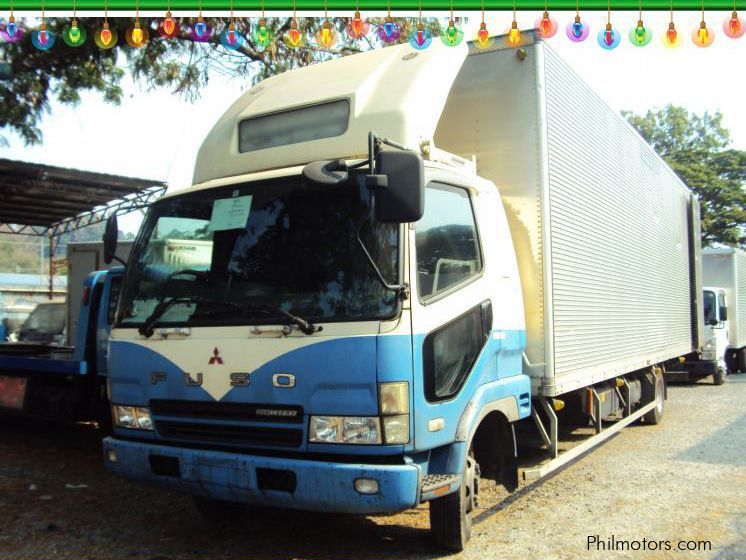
left=429, top=448, right=479, bottom=551
left=713, top=367, right=725, bottom=386
left=643, top=371, right=665, bottom=425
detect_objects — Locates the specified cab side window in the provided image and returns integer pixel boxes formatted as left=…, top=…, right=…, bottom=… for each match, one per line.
left=415, top=184, right=482, bottom=301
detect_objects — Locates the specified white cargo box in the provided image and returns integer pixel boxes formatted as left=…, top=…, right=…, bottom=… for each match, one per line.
left=703, top=248, right=746, bottom=349
left=435, top=36, right=702, bottom=396
left=66, top=241, right=132, bottom=345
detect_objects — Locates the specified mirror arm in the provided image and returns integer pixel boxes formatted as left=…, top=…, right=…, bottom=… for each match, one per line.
left=111, top=255, right=127, bottom=266
left=356, top=196, right=409, bottom=301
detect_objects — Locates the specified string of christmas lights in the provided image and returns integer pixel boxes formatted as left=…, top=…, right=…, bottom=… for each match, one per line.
left=2, top=4, right=744, bottom=51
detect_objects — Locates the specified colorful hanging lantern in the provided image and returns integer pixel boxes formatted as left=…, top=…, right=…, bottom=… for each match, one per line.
left=723, top=9, right=744, bottom=38
left=409, top=22, right=432, bottom=50
left=63, top=19, right=87, bottom=46
left=377, top=0, right=401, bottom=45
left=597, top=22, right=620, bottom=49
left=692, top=20, right=714, bottom=46
left=475, top=22, right=491, bottom=47
left=220, top=0, right=244, bottom=50
left=629, top=19, right=652, bottom=46
left=220, top=22, right=244, bottom=49
left=566, top=15, right=589, bottom=41
left=285, top=19, right=304, bottom=48
left=316, top=2, right=337, bottom=49
left=441, top=19, right=464, bottom=46
left=159, top=8, right=179, bottom=38
left=661, top=1, right=679, bottom=48
left=252, top=18, right=273, bottom=46
left=94, top=19, right=117, bottom=49
left=191, top=19, right=212, bottom=41
left=316, top=20, right=337, bottom=48
left=32, top=21, right=55, bottom=50
left=347, top=9, right=369, bottom=39
left=191, top=2, right=213, bottom=43
left=378, top=17, right=400, bottom=43
left=536, top=9, right=558, bottom=38
left=507, top=21, right=521, bottom=46
left=692, top=0, right=714, bottom=47
left=440, top=0, right=463, bottom=46
left=1, top=16, right=24, bottom=43
left=125, top=19, right=149, bottom=47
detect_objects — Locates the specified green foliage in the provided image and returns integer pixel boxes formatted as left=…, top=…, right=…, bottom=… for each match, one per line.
left=0, top=16, right=442, bottom=145
left=0, top=16, right=375, bottom=144
left=624, top=105, right=746, bottom=248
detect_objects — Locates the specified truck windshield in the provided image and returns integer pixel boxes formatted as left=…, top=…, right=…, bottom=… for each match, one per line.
left=117, top=174, right=399, bottom=327
left=703, top=290, right=716, bottom=324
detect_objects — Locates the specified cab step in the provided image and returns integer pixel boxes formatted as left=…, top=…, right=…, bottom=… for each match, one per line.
left=420, top=474, right=461, bottom=502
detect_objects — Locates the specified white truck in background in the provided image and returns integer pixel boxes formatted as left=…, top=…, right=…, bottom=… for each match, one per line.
left=703, top=248, right=746, bottom=374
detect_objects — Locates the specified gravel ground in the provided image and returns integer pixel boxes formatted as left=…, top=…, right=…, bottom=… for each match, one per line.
left=1, top=375, right=744, bottom=560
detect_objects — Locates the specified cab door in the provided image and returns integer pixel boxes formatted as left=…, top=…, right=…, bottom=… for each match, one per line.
left=409, top=173, right=498, bottom=451
left=715, top=290, right=730, bottom=369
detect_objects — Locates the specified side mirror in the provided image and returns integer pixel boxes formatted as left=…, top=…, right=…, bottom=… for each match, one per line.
left=709, top=318, right=719, bottom=327
left=103, top=214, right=119, bottom=265
left=719, top=306, right=728, bottom=322
left=373, top=149, right=425, bottom=224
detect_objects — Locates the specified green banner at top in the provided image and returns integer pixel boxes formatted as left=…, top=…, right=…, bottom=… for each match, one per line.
left=0, top=0, right=739, bottom=9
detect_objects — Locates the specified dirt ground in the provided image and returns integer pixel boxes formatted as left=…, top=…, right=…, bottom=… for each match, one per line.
left=1, top=375, right=745, bottom=560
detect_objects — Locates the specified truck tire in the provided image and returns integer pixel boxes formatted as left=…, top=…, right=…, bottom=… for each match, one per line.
left=429, top=448, right=479, bottom=551
left=642, top=372, right=665, bottom=425
left=193, top=496, right=247, bottom=525
left=713, top=367, right=725, bottom=386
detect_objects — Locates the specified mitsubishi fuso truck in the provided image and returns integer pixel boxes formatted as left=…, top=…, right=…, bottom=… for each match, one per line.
left=102, top=33, right=702, bottom=551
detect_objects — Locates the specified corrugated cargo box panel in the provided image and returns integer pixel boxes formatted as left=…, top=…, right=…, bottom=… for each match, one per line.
left=542, top=46, right=694, bottom=393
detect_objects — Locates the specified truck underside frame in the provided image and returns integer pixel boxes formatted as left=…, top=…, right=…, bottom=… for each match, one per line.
left=521, top=374, right=658, bottom=482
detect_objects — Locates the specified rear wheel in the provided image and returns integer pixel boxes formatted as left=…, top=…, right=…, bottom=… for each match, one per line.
left=713, top=367, right=725, bottom=386
left=643, top=371, right=665, bottom=425
left=429, top=447, right=479, bottom=551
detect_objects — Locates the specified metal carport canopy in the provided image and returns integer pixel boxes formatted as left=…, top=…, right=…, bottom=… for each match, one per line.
left=0, top=158, right=167, bottom=237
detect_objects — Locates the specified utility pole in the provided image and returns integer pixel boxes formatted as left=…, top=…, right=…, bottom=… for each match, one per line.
left=48, top=234, right=55, bottom=300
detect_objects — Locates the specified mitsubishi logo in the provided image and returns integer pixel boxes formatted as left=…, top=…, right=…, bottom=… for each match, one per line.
left=208, top=347, right=224, bottom=365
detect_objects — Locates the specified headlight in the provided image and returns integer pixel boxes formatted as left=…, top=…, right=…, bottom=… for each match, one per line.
left=113, top=405, right=153, bottom=430
left=309, top=416, right=381, bottom=444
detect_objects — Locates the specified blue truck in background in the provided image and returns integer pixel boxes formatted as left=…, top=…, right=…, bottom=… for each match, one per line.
left=0, top=243, right=127, bottom=424
left=102, top=39, right=704, bottom=550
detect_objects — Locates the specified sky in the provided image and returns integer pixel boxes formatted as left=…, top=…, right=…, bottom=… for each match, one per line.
left=2, top=10, right=745, bottom=234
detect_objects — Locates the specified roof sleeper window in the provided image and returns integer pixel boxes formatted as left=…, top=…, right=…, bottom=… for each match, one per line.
left=238, top=99, right=350, bottom=153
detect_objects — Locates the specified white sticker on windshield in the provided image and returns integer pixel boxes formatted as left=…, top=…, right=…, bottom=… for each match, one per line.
left=208, top=195, right=253, bottom=231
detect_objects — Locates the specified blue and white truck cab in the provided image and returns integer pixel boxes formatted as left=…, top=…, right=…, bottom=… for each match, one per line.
left=0, top=267, right=123, bottom=421
left=103, top=36, right=701, bottom=550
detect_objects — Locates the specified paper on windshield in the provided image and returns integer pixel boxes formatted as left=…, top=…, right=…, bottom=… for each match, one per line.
left=208, top=195, right=253, bottom=231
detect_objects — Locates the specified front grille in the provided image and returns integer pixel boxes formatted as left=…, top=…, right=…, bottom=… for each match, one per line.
left=155, top=420, right=303, bottom=448
left=150, top=400, right=303, bottom=424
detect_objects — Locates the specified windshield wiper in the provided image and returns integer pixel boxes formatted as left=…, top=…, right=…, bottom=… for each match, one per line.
left=193, top=299, right=322, bottom=336
left=139, top=296, right=321, bottom=338
left=138, top=296, right=197, bottom=338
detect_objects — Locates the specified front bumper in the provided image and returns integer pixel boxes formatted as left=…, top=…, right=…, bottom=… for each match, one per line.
left=103, top=437, right=421, bottom=514
left=665, top=359, right=718, bottom=381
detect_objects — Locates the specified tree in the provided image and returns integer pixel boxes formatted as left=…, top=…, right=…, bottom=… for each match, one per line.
left=624, top=105, right=746, bottom=248
left=0, top=17, right=434, bottom=145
